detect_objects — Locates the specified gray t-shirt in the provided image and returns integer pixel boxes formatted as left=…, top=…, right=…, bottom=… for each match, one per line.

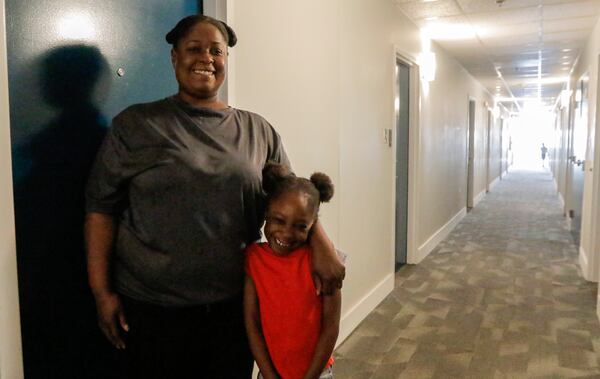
left=86, top=96, right=289, bottom=306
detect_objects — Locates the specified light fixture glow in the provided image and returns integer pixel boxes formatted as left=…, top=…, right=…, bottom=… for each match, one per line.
left=522, top=76, right=569, bottom=85
left=418, top=51, right=436, bottom=82
left=418, top=30, right=436, bottom=82
left=57, top=12, right=96, bottom=40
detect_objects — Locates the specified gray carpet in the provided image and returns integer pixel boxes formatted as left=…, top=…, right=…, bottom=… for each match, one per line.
left=333, top=169, right=600, bottom=378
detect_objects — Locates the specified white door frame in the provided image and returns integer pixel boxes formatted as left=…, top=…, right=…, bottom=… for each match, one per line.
left=485, top=109, right=491, bottom=192
left=592, top=54, right=600, bottom=310
left=0, top=0, right=24, bottom=377
left=391, top=47, right=420, bottom=265
left=583, top=58, right=600, bottom=283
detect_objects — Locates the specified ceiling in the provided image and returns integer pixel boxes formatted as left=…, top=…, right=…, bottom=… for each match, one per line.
left=394, top=0, right=600, bottom=112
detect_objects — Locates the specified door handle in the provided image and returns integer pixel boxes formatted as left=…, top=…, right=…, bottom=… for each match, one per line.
left=576, top=159, right=584, bottom=166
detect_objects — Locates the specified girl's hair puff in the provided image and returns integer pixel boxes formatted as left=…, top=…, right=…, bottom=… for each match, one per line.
left=309, top=172, right=334, bottom=203
left=262, top=162, right=334, bottom=217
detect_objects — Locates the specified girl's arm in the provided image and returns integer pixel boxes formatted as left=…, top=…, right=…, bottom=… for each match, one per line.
left=85, top=212, right=128, bottom=349
left=309, top=220, right=345, bottom=295
left=302, top=289, right=342, bottom=379
left=243, top=275, right=280, bottom=379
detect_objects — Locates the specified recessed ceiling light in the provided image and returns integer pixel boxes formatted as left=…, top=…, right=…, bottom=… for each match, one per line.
left=422, top=0, right=438, bottom=2
left=425, top=16, right=439, bottom=21
left=562, top=48, right=572, bottom=52
left=562, top=62, right=570, bottom=65
left=562, top=56, right=570, bottom=59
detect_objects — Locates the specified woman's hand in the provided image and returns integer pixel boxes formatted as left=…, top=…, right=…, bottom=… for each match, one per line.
left=85, top=212, right=127, bottom=348
left=309, top=220, right=345, bottom=295
left=95, top=292, right=128, bottom=349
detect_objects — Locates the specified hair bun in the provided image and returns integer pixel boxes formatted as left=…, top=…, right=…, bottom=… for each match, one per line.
left=221, top=21, right=237, bottom=47
left=262, top=162, right=293, bottom=194
left=310, top=172, right=334, bottom=203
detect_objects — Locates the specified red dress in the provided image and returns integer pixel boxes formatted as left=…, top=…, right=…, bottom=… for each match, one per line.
left=245, top=242, right=334, bottom=379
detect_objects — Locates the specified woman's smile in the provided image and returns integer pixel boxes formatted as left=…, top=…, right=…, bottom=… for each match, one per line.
left=192, top=69, right=214, bottom=77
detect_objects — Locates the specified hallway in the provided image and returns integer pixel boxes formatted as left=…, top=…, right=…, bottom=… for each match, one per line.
left=334, top=169, right=600, bottom=378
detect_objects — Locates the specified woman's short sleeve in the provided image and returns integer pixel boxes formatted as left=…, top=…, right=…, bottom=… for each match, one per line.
left=267, top=124, right=292, bottom=170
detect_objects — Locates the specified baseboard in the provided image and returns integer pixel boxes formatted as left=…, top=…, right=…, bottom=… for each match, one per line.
left=473, top=190, right=486, bottom=207
left=597, top=293, right=600, bottom=325
left=579, top=245, right=591, bottom=281
left=337, top=273, right=394, bottom=347
left=489, top=176, right=500, bottom=191
left=415, top=207, right=466, bottom=264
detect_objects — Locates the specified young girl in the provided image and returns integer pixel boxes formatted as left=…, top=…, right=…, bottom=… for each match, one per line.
left=244, top=163, right=342, bottom=379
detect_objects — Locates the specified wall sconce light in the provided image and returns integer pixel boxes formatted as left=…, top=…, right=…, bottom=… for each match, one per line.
left=418, top=51, right=436, bottom=82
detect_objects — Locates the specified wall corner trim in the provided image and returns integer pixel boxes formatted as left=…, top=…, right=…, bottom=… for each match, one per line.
left=415, top=207, right=467, bottom=264
left=579, top=244, right=597, bottom=282
left=337, top=273, right=394, bottom=347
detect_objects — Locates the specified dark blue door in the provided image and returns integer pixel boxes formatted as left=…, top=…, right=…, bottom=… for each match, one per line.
left=6, top=1, right=198, bottom=377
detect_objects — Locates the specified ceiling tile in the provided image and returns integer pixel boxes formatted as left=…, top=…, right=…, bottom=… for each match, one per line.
left=396, top=0, right=463, bottom=19
left=479, top=22, right=539, bottom=39
left=543, top=29, right=590, bottom=42
left=467, top=7, right=540, bottom=27
left=543, top=16, right=599, bottom=33
left=417, top=14, right=469, bottom=27
left=483, top=33, right=540, bottom=47
left=456, top=0, right=539, bottom=13
left=543, top=0, right=600, bottom=20
left=393, top=0, right=599, bottom=106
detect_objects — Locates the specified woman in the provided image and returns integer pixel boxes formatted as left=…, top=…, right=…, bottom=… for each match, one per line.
left=85, top=15, right=344, bottom=379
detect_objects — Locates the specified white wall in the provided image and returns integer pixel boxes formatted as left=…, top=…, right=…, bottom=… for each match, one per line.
left=416, top=45, right=495, bottom=257
left=230, top=0, right=495, bottom=343
left=0, top=0, right=24, bottom=377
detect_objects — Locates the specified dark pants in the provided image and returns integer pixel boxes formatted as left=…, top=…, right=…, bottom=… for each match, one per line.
left=121, top=295, right=253, bottom=379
